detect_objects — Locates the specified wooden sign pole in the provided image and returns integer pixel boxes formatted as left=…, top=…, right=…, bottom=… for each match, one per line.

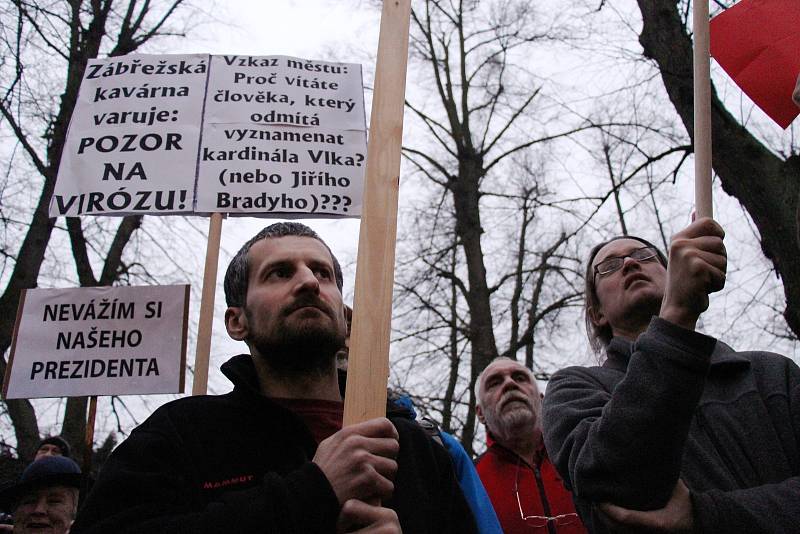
left=82, top=395, right=98, bottom=473
left=694, top=0, right=713, bottom=218
left=192, top=212, right=224, bottom=395
left=343, top=0, right=412, bottom=426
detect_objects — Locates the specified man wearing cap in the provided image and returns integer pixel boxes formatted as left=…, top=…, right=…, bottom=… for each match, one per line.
left=475, top=357, right=586, bottom=534
left=0, top=456, right=82, bottom=534
left=33, top=437, right=71, bottom=463
left=73, top=222, right=475, bottom=533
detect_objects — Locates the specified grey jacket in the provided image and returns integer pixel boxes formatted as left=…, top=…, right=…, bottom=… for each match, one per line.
left=542, top=317, right=800, bottom=533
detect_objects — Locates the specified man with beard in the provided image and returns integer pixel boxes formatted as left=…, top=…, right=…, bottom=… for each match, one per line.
left=542, top=218, right=800, bottom=533
left=475, top=357, right=586, bottom=534
left=72, top=222, right=476, bottom=533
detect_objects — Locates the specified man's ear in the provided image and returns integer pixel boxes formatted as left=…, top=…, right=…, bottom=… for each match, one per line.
left=225, top=307, right=248, bottom=341
left=476, top=403, right=485, bottom=424
left=588, top=305, right=608, bottom=329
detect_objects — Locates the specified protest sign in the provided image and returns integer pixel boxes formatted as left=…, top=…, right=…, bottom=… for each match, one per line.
left=51, top=54, right=208, bottom=216
left=197, top=55, right=366, bottom=215
left=2, top=285, right=189, bottom=399
left=50, top=53, right=367, bottom=218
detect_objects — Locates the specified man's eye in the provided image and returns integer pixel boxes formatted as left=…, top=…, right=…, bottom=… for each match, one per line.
left=600, top=259, right=620, bottom=271
left=268, top=268, right=290, bottom=279
left=314, top=268, right=332, bottom=280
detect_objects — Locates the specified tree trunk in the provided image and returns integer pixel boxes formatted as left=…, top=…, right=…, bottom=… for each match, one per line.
left=0, top=171, right=59, bottom=458
left=441, top=245, right=460, bottom=433
left=450, top=157, right=500, bottom=451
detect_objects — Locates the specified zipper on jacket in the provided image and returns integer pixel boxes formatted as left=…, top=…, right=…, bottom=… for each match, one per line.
left=533, top=464, right=558, bottom=534
left=696, top=411, right=747, bottom=488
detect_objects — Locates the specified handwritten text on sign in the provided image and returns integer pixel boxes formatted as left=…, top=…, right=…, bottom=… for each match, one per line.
left=2, top=285, right=189, bottom=399
left=50, top=54, right=366, bottom=218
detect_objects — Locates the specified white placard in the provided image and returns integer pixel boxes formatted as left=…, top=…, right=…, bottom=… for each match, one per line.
left=49, top=53, right=368, bottom=218
left=2, top=285, right=189, bottom=399
left=50, top=54, right=209, bottom=216
left=196, top=55, right=366, bottom=215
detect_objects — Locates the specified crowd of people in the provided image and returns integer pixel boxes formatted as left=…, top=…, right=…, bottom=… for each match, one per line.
left=1, top=214, right=798, bottom=533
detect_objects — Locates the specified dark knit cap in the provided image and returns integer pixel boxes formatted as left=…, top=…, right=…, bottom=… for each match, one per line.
left=0, top=456, right=82, bottom=509
left=37, top=436, right=71, bottom=458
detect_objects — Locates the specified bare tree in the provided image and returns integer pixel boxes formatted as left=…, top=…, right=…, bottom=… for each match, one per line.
left=388, top=0, right=605, bottom=453
left=0, top=0, right=197, bottom=461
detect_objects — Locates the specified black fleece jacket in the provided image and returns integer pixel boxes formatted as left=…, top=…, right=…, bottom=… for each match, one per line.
left=72, top=354, right=476, bottom=533
left=542, top=318, right=800, bottom=534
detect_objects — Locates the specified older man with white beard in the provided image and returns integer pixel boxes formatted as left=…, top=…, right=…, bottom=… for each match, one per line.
left=475, top=357, right=586, bottom=534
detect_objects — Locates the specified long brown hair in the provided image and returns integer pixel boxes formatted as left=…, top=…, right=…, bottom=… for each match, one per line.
left=583, top=236, right=667, bottom=353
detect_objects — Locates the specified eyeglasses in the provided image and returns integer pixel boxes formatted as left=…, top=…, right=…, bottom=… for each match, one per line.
left=593, top=246, right=658, bottom=278
left=514, top=461, right=580, bottom=529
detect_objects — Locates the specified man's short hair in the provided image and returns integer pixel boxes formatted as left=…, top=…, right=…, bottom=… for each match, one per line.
left=223, top=222, right=344, bottom=307
left=474, top=356, right=536, bottom=406
left=583, top=235, right=667, bottom=353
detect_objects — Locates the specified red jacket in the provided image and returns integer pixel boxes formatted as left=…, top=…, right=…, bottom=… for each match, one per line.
left=476, top=439, right=586, bottom=534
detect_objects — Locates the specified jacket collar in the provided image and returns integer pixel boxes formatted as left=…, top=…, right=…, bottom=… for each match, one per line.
left=220, top=354, right=348, bottom=397
left=485, top=433, right=548, bottom=467
left=221, top=354, right=261, bottom=394
left=219, top=354, right=413, bottom=418
left=604, top=334, right=750, bottom=373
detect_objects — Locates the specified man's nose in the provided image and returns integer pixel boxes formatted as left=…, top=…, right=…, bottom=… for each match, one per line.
left=293, top=266, right=320, bottom=293
left=620, top=255, right=642, bottom=274
left=32, top=496, right=49, bottom=514
left=499, top=375, right=520, bottom=393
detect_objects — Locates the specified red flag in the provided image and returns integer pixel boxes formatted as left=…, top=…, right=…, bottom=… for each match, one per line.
left=710, top=0, right=800, bottom=129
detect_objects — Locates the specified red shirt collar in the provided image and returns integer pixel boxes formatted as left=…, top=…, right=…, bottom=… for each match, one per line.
left=485, top=432, right=547, bottom=466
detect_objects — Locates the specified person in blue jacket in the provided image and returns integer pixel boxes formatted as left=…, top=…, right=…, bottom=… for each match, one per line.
left=393, top=395, right=502, bottom=534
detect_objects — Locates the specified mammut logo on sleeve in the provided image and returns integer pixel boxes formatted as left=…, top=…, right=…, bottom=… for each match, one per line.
left=201, top=474, right=255, bottom=490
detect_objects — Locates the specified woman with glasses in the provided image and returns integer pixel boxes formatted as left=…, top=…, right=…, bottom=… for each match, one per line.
left=541, top=218, right=800, bottom=533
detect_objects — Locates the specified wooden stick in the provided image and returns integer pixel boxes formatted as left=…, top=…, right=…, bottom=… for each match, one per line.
left=192, top=212, right=224, bottom=395
left=343, top=0, right=412, bottom=426
left=694, top=0, right=713, bottom=218
left=83, top=395, right=97, bottom=474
